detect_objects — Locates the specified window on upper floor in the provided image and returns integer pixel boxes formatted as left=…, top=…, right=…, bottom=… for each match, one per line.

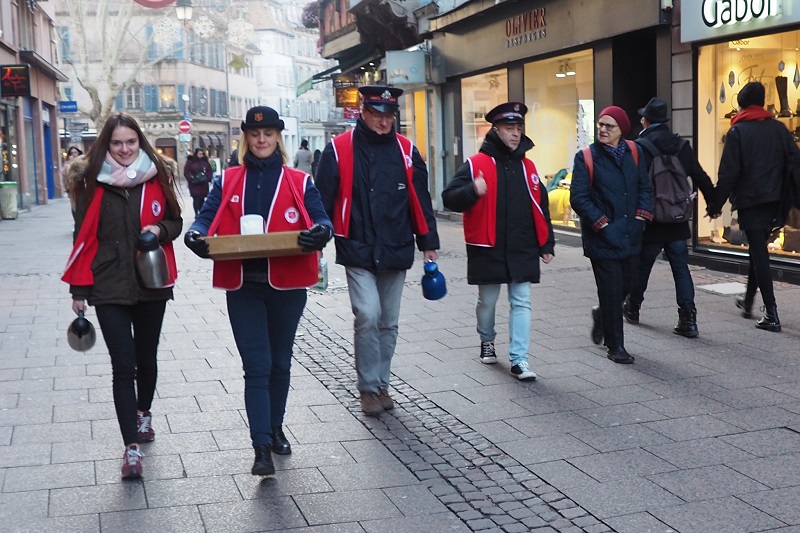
left=160, top=86, right=176, bottom=110
left=57, top=27, right=70, bottom=63
left=18, top=1, right=36, bottom=50
left=126, top=86, right=143, bottom=110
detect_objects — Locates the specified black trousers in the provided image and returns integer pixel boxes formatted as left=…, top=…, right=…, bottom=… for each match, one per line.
left=192, top=195, right=206, bottom=216
left=95, top=300, right=167, bottom=446
left=743, top=228, right=776, bottom=308
left=590, top=256, right=639, bottom=350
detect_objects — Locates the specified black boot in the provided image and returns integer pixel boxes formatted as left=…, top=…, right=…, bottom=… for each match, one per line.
left=607, top=347, right=635, bottom=364
left=776, top=76, right=793, bottom=117
left=270, top=426, right=292, bottom=455
left=623, top=296, right=640, bottom=325
left=251, top=445, right=275, bottom=476
left=591, top=306, right=603, bottom=345
left=735, top=295, right=753, bottom=319
left=674, top=307, right=699, bottom=338
left=756, top=306, right=781, bottom=332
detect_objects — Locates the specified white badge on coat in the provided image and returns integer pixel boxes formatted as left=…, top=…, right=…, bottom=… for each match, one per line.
left=151, top=200, right=162, bottom=217
left=285, top=207, right=299, bottom=224
left=531, top=173, right=540, bottom=190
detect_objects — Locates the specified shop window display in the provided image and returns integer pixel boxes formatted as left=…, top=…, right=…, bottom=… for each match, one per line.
left=523, top=50, right=594, bottom=227
left=461, top=69, right=509, bottom=158
left=697, top=29, right=800, bottom=257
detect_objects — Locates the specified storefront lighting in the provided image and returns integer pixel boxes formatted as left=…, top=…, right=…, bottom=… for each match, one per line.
left=565, top=61, right=576, bottom=76
left=555, top=64, right=566, bottom=78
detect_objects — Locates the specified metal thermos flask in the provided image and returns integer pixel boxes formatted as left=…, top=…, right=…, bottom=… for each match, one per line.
left=135, top=231, right=169, bottom=289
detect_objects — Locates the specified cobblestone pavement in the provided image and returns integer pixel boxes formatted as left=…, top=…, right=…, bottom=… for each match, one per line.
left=2, top=196, right=800, bottom=533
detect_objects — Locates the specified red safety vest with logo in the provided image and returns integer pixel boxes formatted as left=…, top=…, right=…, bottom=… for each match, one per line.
left=464, top=153, right=549, bottom=247
left=62, top=181, right=177, bottom=287
left=207, top=165, right=317, bottom=291
left=330, top=129, right=429, bottom=237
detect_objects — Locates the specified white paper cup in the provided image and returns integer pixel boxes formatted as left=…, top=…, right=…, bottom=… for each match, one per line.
left=240, top=214, right=266, bottom=235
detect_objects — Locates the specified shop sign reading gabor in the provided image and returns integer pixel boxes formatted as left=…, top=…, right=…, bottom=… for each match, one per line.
left=681, top=0, right=795, bottom=43
left=505, top=7, right=547, bottom=49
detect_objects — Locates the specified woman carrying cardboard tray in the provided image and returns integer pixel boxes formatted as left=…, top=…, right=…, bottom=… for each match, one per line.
left=184, top=106, right=332, bottom=476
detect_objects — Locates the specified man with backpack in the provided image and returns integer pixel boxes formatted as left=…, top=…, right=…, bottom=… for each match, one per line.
left=623, top=97, right=716, bottom=337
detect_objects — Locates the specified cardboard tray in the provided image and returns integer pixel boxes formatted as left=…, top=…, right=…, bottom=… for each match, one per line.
left=204, top=231, right=307, bottom=260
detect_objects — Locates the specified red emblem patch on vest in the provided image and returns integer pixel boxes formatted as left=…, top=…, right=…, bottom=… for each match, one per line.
left=285, top=207, right=299, bottom=224
left=151, top=200, right=162, bottom=217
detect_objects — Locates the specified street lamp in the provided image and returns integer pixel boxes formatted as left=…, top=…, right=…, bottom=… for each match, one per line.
left=174, top=0, right=193, bottom=23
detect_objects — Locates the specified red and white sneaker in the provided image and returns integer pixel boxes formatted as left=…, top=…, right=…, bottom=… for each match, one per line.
left=121, top=445, right=144, bottom=479
left=137, top=411, right=155, bottom=443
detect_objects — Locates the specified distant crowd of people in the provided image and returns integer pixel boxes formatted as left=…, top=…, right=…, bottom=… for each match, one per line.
left=60, top=80, right=796, bottom=481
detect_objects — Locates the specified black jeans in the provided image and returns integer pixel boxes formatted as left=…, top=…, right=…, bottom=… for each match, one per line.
left=629, top=239, right=695, bottom=310
left=743, top=228, right=776, bottom=308
left=192, top=195, right=206, bottom=216
left=95, top=300, right=167, bottom=446
left=590, top=256, right=639, bottom=350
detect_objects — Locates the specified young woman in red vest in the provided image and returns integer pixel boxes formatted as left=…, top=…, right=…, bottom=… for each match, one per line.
left=63, top=113, right=183, bottom=479
left=184, top=106, right=332, bottom=476
left=442, top=102, right=555, bottom=381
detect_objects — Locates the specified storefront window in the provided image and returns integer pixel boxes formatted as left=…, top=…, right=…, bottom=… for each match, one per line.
left=461, top=69, right=508, bottom=157
left=523, top=50, right=594, bottom=227
left=399, top=90, right=428, bottom=162
left=697, top=29, right=800, bottom=256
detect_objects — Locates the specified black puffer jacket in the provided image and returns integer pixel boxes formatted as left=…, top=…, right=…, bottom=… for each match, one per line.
left=637, top=124, right=715, bottom=242
left=714, top=116, right=792, bottom=211
left=315, top=118, right=439, bottom=271
left=442, top=130, right=555, bottom=284
left=67, top=157, right=183, bottom=306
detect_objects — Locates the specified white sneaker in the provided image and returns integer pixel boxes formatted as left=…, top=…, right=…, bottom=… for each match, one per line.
left=510, top=360, right=536, bottom=381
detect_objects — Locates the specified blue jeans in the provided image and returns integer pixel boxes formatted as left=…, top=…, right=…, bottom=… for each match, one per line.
left=476, top=282, right=531, bottom=366
left=345, top=267, right=406, bottom=394
left=226, top=282, right=307, bottom=448
left=629, top=240, right=695, bottom=310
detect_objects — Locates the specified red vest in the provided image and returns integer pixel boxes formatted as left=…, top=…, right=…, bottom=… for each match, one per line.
left=62, top=181, right=178, bottom=287
left=463, top=153, right=549, bottom=247
left=207, top=165, right=318, bottom=291
left=330, top=129, right=428, bottom=237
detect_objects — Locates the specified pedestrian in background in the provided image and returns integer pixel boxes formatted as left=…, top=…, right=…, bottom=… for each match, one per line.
left=184, top=106, right=332, bottom=476
left=623, top=97, right=716, bottom=337
left=711, top=81, right=795, bottom=332
left=315, top=85, right=440, bottom=416
left=62, top=113, right=183, bottom=479
left=569, top=106, right=652, bottom=364
left=311, top=149, right=322, bottom=177
left=442, top=101, right=554, bottom=381
left=293, top=139, right=313, bottom=174
left=63, top=146, right=84, bottom=222
left=227, top=147, right=240, bottom=168
left=184, top=147, right=213, bottom=216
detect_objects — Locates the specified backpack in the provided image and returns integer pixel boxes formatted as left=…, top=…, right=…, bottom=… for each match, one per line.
left=636, top=136, right=695, bottom=223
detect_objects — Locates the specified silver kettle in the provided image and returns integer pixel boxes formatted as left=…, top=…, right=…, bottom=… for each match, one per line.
left=67, top=311, right=96, bottom=352
left=135, top=231, right=169, bottom=289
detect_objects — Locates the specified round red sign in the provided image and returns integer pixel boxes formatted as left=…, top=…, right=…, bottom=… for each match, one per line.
left=178, top=120, right=192, bottom=134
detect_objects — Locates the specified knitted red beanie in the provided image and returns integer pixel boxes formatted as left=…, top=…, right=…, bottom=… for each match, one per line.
left=599, top=106, right=631, bottom=134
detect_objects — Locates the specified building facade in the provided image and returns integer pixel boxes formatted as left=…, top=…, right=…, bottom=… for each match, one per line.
left=0, top=0, right=67, bottom=212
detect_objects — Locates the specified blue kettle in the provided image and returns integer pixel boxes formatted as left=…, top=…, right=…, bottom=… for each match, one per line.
left=422, top=261, right=447, bottom=300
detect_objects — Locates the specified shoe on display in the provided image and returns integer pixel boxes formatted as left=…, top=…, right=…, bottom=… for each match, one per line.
left=510, top=360, right=537, bottom=381
left=359, top=392, right=383, bottom=417
left=137, top=411, right=155, bottom=443
left=251, top=445, right=275, bottom=476
left=270, top=425, right=292, bottom=455
left=607, top=347, right=635, bottom=364
left=591, top=306, right=603, bottom=345
left=479, top=341, right=497, bottom=364
left=622, top=296, right=640, bottom=325
left=121, top=445, right=144, bottom=479
left=378, top=388, right=394, bottom=410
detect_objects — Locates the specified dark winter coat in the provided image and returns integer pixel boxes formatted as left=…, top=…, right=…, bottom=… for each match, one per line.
left=66, top=157, right=183, bottom=306
left=184, top=155, right=213, bottom=198
left=442, top=130, right=555, bottom=284
left=714, top=116, right=792, bottom=212
left=570, top=141, right=653, bottom=260
left=637, top=124, right=715, bottom=243
left=315, top=118, right=440, bottom=271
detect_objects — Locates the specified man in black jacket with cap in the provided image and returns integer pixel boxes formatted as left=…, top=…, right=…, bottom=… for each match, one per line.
left=624, top=97, right=716, bottom=337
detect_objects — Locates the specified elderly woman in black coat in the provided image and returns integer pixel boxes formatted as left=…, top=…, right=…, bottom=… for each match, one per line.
left=570, top=106, right=652, bottom=364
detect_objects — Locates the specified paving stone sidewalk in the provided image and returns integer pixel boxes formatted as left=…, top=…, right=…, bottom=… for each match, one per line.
left=1, top=196, right=800, bottom=533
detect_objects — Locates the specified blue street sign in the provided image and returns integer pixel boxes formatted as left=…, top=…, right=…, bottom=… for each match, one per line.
left=59, top=100, right=78, bottom=113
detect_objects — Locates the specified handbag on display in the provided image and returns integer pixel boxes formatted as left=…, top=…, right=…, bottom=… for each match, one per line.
left=723, top=225, right=748, bottom=246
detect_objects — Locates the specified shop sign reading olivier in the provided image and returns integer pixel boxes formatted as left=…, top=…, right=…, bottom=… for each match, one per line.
left=682, top=0, right=795, bottom=42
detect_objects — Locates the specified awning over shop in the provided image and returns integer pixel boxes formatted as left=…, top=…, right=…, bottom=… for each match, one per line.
left=212, top=134, right=223, bottom=147
left=298, top=48, right=382, bottom=96
left=155, top=138, right=176, bottom=148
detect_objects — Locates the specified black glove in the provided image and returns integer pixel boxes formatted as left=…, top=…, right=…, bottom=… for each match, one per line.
left=297, top=224, right=332, bottom=252
left=184, top=230, right=210, bottom=258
